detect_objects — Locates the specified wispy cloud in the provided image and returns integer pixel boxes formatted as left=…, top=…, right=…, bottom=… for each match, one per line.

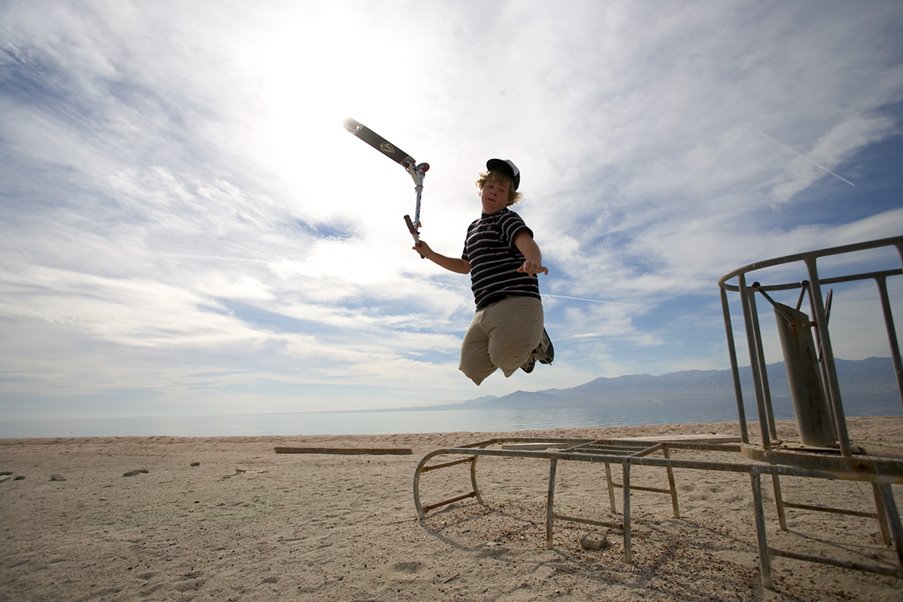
left=1, top=0, right=901, bottom=420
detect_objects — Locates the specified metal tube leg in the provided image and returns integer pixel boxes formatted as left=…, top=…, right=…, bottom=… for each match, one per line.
left=751, top=473, right=773, bottom=589
left=546, top=458, right=558, bottom=549
left=605, top=462, right=617, bottom=513
left=663, top=446, right=680, bottom=519
left=623, top=461, right=633, bottom=562
left=876, top=483, right=903, bottom=571
left=871, top=483, right=892, bottom=546
left=720, top=286, right=750, bottom=444
left=470, top=457, right=483, bottom=505
left=413, top=457, right=427, bottom=520
left=805, top=257, right=852, bottom=456
left=739, top=275, right=773, bottom=449
left=875, top=275, right=903, bottom=407
left=772, top=474, right=787, bottom=531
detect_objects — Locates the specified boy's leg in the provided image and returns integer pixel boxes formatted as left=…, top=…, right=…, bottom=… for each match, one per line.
left=483, top=297, right=544, bottom=377
left=458, top=310, right=497, bottom=385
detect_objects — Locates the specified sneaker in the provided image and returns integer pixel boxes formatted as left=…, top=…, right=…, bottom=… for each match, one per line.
left=520, top=328, right=553, bottom=374
left=535, top=328, right=554, bottom=365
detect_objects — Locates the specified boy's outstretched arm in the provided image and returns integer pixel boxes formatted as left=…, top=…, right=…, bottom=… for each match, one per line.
left=414, top=240, right=471, bottom=274
left=514, top=231, right=549, bottom=276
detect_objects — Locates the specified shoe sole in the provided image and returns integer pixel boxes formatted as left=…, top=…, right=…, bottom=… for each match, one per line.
left=537, top=329, right=554, bottom=364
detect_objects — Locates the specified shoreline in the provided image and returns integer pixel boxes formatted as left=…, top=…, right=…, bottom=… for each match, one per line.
left=1, top=417, right=901, bottom=601
left=3, top=391, right=899, bottom=440
left=1, top=413, right=900, bottom=443
left=0, top=417, right=751, bottom=444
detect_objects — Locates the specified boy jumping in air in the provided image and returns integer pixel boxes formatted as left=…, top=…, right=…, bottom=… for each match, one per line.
left=413, top=158, right=553, bottom=385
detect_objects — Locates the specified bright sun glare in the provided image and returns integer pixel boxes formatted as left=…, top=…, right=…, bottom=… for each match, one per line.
left=249, top=5, right=414, bottom=203
left=239, top=5, right=422, bottom=277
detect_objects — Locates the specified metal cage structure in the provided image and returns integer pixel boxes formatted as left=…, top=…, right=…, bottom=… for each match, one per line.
left=413, top=236, right=903, bottom=589
left=718, top=235, right=903, bottom=452
left=718, top=235, right=903, bottom=580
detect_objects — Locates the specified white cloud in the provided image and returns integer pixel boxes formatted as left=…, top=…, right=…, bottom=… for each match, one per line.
left=768, top=113, right=897, bottom=201
left=1, top=0, right=901, bottom=421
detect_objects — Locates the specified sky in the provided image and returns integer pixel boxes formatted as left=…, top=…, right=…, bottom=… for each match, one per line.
left=1, top=0, right=902, bottom=421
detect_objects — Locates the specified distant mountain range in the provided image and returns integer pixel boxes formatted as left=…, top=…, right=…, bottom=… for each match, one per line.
left=442, top=357, right=899, bottom=410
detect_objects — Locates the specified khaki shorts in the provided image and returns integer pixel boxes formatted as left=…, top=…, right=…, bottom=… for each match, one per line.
left=459, top=296, right=544, bottom=385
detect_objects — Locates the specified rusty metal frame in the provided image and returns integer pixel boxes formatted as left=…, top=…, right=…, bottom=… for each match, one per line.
left=414, top=236, right=903, bottom=589
left=414, top=437, right=738, bottom=556
left=718, top=235, right=903, bottom=453
left=719, top=236, right=903, bottom=574
left=413, top=437, right=903, bottom=587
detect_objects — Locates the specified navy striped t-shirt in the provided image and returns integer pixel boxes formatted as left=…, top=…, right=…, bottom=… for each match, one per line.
left=462, top=208, right=541, bottom=309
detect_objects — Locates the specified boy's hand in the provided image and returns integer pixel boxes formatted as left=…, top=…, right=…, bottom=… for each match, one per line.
left=518, top=259, right=548, bottom=276
left=413, top=240, right=431, bottom=259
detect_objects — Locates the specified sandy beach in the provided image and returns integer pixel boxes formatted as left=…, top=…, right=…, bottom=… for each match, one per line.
left=1, top=417, right=901, bottom=601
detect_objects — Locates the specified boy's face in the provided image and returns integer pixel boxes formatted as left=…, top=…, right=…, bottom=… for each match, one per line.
left=480, top=174, right=511, bottom=214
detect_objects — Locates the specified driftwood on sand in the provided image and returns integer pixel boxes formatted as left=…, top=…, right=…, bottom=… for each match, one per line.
left=274, top=446, right=413, bottom=455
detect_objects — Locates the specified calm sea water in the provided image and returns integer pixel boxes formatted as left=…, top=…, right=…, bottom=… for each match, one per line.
left=1, top=392, right=900, bottom=438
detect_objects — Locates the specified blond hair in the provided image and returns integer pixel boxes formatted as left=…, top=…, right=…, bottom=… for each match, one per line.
left=476, top=170, right=522, bottom=205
